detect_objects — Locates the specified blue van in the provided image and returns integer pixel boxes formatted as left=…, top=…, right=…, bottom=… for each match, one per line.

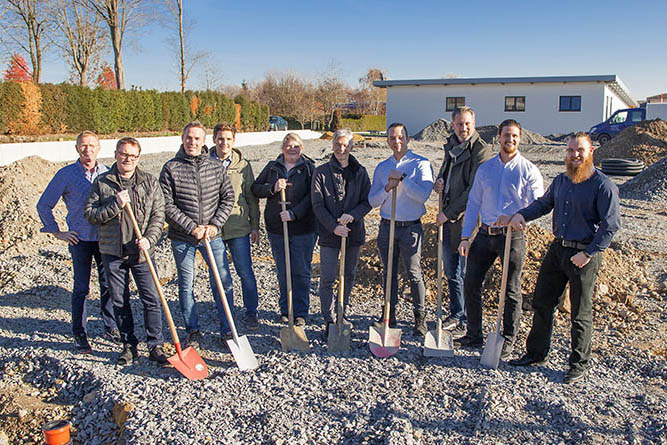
left=589, top=108, right=645, bottom=144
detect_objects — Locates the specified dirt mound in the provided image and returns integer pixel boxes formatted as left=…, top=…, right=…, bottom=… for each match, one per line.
left=413, top=119, right=452, bottom=142
left=320, top=131, right=365, bottom=143
left=620, top=156, right=667, bottom=202
left=594, top=119, right=667, bottom=167
left=477, top=125, right=554, bottom=145
left=0, top=156, right=67, bottom=254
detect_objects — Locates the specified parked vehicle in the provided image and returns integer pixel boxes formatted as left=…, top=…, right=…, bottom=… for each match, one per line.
left=269, top=116, right=288, bottom=131
left=589, top=103, right=667, bottom=144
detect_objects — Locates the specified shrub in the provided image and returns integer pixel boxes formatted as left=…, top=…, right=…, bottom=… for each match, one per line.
left=39, top=83, right=69, bottom=133
left=341, top=115, right=386, bottom=132
left=0, top=81, right=24, bottom=134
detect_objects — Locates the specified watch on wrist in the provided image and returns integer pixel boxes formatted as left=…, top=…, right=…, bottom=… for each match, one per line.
left=399, top=173, right=407, bottom=181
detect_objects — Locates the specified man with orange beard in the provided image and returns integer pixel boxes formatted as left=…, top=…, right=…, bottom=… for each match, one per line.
left=506, top=132, right=620, bottom=384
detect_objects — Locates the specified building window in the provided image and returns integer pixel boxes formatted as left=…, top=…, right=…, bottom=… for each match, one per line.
left=446, top=97, right=465, bottom=111
left=505, top=96, right=525, bottom=112
left=559, top=96, right=581, bottom=112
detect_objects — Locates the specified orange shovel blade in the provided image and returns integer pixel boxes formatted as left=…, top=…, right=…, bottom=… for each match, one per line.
left=167, top=345, right=208, bottom=380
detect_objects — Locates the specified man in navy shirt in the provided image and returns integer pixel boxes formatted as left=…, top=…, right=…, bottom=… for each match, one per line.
left=505, top=132, right=621, bottom=384
left=37, top=131, right=119, bottom=353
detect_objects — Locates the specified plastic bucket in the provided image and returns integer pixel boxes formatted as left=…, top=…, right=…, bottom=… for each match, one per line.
left=42, top=420, right=70, bottom=445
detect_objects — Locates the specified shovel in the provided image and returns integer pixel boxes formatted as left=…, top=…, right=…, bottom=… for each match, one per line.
left=278, top=188, right=310, bottom=352
left=480, top=226, right=512, bottom=369
left=424, top=191, right=453, bottom=357
left=203, top=236, right=258, bottom=371
left=124, top=204, right=207, bottom=380
left=327, top=234, right=352, bottom=353
left=369, top=188, right=402, bottom=358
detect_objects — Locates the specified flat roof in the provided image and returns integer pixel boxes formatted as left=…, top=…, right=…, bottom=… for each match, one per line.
left=374, top=75, right=637, bottom=107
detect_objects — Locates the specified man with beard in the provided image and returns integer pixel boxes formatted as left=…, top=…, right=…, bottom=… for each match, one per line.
left=455, top=119, right=543, bottom=360
left=505, top=132, right=620, bottom=384
left=433, top=107, right=493, bottom=338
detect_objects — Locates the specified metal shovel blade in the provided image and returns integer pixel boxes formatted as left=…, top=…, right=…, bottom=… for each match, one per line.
left=327, top=320, right=352, bottom=353
left=167, top=345, right=208, bottom=380
left=280, top=326, right=310, bottom=352
left=480, top=332, right=505, bottom=369
left=226, top=335, right=259, bottom=371
left=424, top=328, right=454, bottom=357
left=368, top=325, right=401, bottom=358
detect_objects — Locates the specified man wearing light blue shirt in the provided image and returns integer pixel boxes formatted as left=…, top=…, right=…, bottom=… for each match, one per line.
left=37, top=131, right=119, bottom=354
left=455, top=120, right=543, bottom=358
left=369, top=122, right=434, bottom=336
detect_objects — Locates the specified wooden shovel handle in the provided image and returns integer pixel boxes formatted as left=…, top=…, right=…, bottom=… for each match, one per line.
left=280, top=188, right=294, bottom=327
left=203, top=237, right=240, bottom=341
left=436, top=190, right=444, bottom=333
left=494, top=226, right=513, bottom=334
left=383, top=188, right=397, bottom=333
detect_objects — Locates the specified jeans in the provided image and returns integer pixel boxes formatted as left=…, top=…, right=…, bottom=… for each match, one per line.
left=464, top=231, right=525, bottom=342
left=171, top=238, right=234, bottom=335
left=442, top=223, right=466, bottom=321
left=319, top=244, right=361, bottom=324
left=226, top=235, right=259, bottom=316
left=267, top=231, right=316, bottom=318
left=102, top=254, right=164, bottom=348
left=377, top=221, right=426, bottom=315
left=68, top=241, right=116, bottom=337
left=525, top=242, right=602, bottom=371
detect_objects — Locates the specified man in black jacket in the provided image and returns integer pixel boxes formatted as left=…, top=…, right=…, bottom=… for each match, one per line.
left=311, top=129, right=372, bottom=334
left=85, top=137, right=167, bottom=366
left=433, top=107, right=493, bottom=337
left=159, top=121, right=235, bottom=348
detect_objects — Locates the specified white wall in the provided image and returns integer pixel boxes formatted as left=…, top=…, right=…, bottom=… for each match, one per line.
left=604, top=85, right=633, bottom=121
left=0, top=130, right=322, bottom=166
left=386, top=82, right=623, bottom=136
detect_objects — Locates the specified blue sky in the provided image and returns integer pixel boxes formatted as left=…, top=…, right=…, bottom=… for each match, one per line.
left=40, top=0, right=666, bottom=100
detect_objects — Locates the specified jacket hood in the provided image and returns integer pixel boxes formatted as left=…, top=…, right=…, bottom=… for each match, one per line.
left=329, top=153, right=361, bottom=173
left=210, top=146, right=244, bottom=168
left=275, top=153, right=315, bottom=168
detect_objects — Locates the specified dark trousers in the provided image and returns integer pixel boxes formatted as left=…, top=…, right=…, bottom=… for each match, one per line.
left=102, top=254, right=164, bottom=349
left=69, top=241, right=116, bottom=337
left=377, top=221, right=426, bottom=315
left=464, top=231, right=525, bottom=342
left=525, top=241, right=601, bottom=371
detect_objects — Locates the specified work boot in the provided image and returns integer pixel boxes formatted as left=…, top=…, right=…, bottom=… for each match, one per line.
left=244, top=313, right=260, bottom=331
left=413, top=311, right=427, bottom=337
left=117, top=343, right=138, bottom=365
left=74, top=333, right=92, bottom=354
left=186, top=330, right=202, bottom=350
left=103, top=329, right=121, bottom=344
left=149, top=345, right=168, bottom=366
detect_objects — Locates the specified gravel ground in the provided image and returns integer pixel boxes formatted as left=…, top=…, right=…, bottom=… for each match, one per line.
left=1, top=139, right=665, bottom=444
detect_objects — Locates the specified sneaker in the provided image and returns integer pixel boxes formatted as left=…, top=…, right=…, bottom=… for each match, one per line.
left=413, top=311, right=427, bottom=337
left=450, top=322, right=467, bottom=339
left=441, top=316, right=459, bottom=331
left=500, top=340, right=514, bottom=361
left=186, top=330, right=202, bottom=350
left=563, top=367, right=588, bottom=384
left=149, top=345, right=168, bottom=366
left=244, top=313, right=260, bottom=331
left=294, top=317, right=306, bottom=327
left=117, top=344, right=138, bottom=365
left=103, top=329, right=121, bottom=344
left=509, top=354, right=548, bottom=367
left=374, top=314, right=397, bottom=329
left=453, top=335, right=484, bottom=348
left=74, top=334, right=92, bottom=354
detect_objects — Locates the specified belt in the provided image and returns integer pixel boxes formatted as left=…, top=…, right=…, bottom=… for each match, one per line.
left=381, top=218, right=421, bottom=228
left=556, top=239, right=589, bottom=250
left=479, top=223, right=507, bottom=236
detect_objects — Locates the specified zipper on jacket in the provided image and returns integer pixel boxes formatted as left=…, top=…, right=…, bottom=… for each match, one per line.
left=195, top=159, right=203, bottom=225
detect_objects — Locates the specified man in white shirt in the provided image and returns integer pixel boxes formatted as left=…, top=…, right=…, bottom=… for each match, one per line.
left=369, top=123, right=434, bottom=335
left=455, top=119, right=543, bottom=359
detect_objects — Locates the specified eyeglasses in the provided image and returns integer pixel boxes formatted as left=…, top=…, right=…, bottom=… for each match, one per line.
left=116, top=151, right=140, bottom=161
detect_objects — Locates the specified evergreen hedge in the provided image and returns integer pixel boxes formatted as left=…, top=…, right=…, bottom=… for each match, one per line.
left=340, top=115, right=386, bottom=132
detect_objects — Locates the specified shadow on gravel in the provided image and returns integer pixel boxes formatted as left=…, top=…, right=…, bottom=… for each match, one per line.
left=0, top=285, right=70, bottom=310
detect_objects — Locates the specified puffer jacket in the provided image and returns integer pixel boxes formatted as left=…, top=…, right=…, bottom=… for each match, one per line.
left=159, top=145, right=234, bottom=244
left=251, top=154, right=316, bottom=236
left=311, top=154, right=371, bottom=248
left=210, top=147, right=260, bottom=240
left=84, top=165, right=165, bottom=260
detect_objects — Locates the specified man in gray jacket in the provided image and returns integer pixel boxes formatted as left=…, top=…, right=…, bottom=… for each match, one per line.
left=85, top=137, right=167, bottom=366
left=159, top=121, right=235, bottom=349
left=433, top=106, right=493, bottom=337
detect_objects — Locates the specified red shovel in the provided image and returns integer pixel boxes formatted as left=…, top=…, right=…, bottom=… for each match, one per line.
left=125, top=203, right=208, bottom=380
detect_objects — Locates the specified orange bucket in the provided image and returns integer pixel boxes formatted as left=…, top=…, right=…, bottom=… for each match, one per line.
left=42, top=420, right=70, bottom=445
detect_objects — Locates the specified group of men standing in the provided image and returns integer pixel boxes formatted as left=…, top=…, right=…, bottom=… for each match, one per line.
left=37, top=107, right=620, bottom=383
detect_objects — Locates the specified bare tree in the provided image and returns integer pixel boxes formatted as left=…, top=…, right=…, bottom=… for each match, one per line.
left=359, top=67, right=387, bottom=115
left=316, top=65, right=348, bottom=130
left=50, top=0, right=107, bottom=87
left=162, top=0, right=206, bottom=93
left=0, top=0, right=52, bottom=83
left=81, top=0, right=145, bottom=90
left=255, top=70, right=316, bottom=127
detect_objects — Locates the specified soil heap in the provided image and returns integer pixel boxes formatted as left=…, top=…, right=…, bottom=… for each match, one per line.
left=620, top=156, right=667, bottom=202
left=412, top=119, right=452, bottom=142
left=0, top=156, right=66, bottom=254
left=477, top=125, right=554, bottom=145
left=594, top=119, right=667, bottom=167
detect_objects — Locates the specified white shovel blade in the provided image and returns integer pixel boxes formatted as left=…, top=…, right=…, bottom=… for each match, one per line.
left=424, top=329, right=454, bottom=357
left=480, top=332, right=504, bottom=369
left=227, top=335, right=259, bottom=371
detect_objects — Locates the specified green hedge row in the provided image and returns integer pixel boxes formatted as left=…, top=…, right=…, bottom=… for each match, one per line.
left=0, top=81, right=269, bottom=135
left=341, top=115, right=386, bottom=132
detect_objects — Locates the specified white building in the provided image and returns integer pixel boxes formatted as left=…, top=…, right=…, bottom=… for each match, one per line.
left=374, top=75, right=637, bottom=136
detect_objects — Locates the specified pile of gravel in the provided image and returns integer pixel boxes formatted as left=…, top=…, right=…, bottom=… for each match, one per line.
left=412, top=119, right=452, bottom=142
left=620, top=156, right=667, bottom=201
left=594, top=119, right=667, bottom=167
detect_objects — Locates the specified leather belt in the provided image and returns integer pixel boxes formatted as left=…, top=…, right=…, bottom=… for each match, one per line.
left=556, top=239, right=589, bottom=250
left=479, top=223, right=507, bottom=236
left=381, top=218, right=421, bottom=228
